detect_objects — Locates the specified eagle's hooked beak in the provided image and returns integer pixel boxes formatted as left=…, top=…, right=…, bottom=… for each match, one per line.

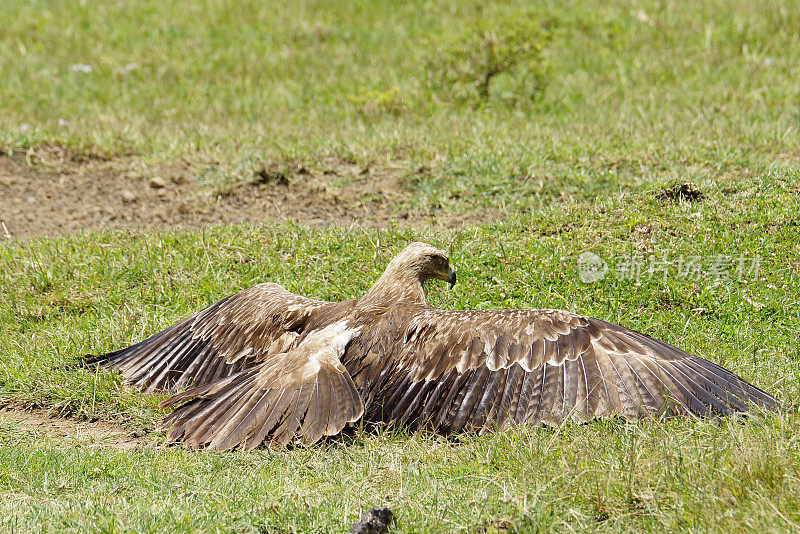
left=430, top=264, right=457, bottom=289
left=447, top=267, right=457, bottom=289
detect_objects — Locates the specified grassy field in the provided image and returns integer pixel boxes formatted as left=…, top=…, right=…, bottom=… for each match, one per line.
left=2, top=0, right=799, bottom=211
left=2, top=0, right=800, bottom=532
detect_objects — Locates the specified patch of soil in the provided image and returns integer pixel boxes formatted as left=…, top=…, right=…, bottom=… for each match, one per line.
left=656, top=181, right=704, bottom=202
left=0, top=404, right=152, bottom=450
left=0, top=147, right=494, bottom=240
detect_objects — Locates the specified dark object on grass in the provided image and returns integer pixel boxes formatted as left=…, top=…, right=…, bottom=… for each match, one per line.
left=87, top=242, right=778, bottom=451
left=349, top=507, right=394, bottom=534
left=251, top=162, right=289, bottom=186
left=657, top=181, right=705, bottom=202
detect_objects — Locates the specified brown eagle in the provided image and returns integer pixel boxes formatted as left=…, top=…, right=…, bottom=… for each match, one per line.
left=90, top=242, right=778, bottom=450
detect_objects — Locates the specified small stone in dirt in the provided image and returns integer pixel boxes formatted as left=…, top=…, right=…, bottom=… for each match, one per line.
left=657, top=181, right=704, bottom=202
left=121, top=190, right=137, bottom=203
left=157, top=189, right=168, bottom=198
left=478, top=518, right=514, bottom=533
left=149, top=176, right=168, bottom=189
left=26, top=196, right=36, bottom=204
left=348, top=507, right=394, bottom=534
left=398, top=210, right=409, bottom=219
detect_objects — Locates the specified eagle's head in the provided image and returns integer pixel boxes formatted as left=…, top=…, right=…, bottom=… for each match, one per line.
left=390, top=242, right=456, bottom=288
left=361, top=242, right=457, bottom=306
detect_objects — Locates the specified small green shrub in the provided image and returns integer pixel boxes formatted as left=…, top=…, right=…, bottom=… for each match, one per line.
left=346, top=87, right=406, bottom=117
left=426, top=17, right=550, bottom=106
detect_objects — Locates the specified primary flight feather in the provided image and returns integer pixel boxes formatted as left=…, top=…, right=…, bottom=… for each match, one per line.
left=89, top=242, right=778, bottom=450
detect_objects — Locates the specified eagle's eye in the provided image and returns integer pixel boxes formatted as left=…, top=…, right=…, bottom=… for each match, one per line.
left=431, top=255, right=448, bottom=269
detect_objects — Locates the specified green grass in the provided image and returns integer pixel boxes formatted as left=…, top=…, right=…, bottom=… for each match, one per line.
left=3, top=416, right=800, bottom=532
left=2, top=0, right=800, bottom=212
left=2, top=173, right=800, bottom=531
left=2, top=0, right=800, bottom=531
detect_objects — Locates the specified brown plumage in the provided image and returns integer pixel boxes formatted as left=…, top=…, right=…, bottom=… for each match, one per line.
left=88, top=242, right=778, bottom=450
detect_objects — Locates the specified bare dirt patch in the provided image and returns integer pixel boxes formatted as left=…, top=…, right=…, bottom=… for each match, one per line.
left=0, top=147, right=494, bottom=240
left=656, top=180, right=705, bottom=202
left=0, top=404, right=153, bottom=450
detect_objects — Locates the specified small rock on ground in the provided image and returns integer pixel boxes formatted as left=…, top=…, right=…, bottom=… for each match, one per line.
left=149, top=176, right=167, bottom=189
left=348, top=507, right=394, bottom=534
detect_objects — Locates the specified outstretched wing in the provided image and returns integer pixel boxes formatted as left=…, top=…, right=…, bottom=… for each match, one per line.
left=88, top=283, right=352, bottom=393
left=159, top=321, right=364, bottom=450
left=345, top=307, right=778, bottom=433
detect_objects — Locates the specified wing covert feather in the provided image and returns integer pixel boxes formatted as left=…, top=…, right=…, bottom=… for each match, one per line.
left=88, top=283, right=351, bottom=392
left=160, top=322, right=365, bottom=450
left=350, top=307, right=778, bottom=433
